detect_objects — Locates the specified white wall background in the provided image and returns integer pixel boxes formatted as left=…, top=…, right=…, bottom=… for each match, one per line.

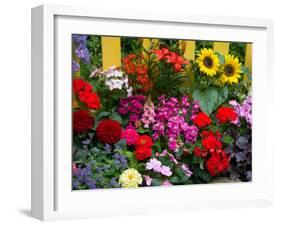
left=0, top=0, right=280, bottom=225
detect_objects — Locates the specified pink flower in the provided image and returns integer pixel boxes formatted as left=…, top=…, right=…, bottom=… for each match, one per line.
left=181, top=164, right=193, bottom=177
left=162, top=180, right=172, bottom=186
left=72, top=163, right=78, bottom=174
left=160, top=165, right=172, bottom=177
left=143, top=175, right=152, bottom=186
left=121, top=126, right=139, bottom=145
left=146, top=158, right=162, bottom=172
left=146, top=158, right=172, bottom=177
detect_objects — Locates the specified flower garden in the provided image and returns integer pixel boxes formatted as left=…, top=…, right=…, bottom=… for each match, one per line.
left=72, top=35, right=252, bottom=189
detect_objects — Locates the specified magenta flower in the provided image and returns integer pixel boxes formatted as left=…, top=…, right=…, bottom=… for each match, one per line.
left=121, top=126, right=139, bottom=145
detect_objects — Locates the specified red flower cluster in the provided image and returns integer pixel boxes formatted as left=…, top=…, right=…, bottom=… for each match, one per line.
left=73, top=79, right=101, bottom=110
left=96, top=119, right=122, bottom=144
left=194, top=130, right=230, bottom=176
left=201, top=130, right=222, bottom=150
left=193, top=112, right=212, bottom=128
left=216, top=106, right=237, bottom=124
left=73, top=110, right=94, bottom=134
left=152, top=48, right=189, bottom=72
left=135, top=135, right=153, bottom=161
left=122, top=54, right=153, bottom=93
left=205, top=151, right=230, bottom=176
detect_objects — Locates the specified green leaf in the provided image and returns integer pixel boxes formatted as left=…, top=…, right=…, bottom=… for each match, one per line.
left=137, top=127, right=149, bottom=134
left=151, top=178, right=163, bottom=186
left=222, top=135, right=234, bottom=144
left=241, top=65, right=250, bottom=76
left=117, top=149, right=134, bottom=161
left=199, top=158, right=205, bottom=170
left=169, top=176, right=181, bottom=184
left=192, top=87, right=228, bottom=115
left=215, top=52, right=225, bottom=65
left=95, top=111, right=111, bottom=122
left=110, top=112, right=122, bottom=123
left=114, top=139, right=127, bottom=150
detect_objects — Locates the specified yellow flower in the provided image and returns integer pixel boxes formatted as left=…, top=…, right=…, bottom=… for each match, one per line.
left=220, top=54, right=242, bottom=85
left=119, top=168, right=142, bottom=188
left=196, top=48, right=220, bottom=76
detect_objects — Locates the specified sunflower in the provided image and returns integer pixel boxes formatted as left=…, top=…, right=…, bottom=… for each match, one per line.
left=220, top=54, right=242, bottom=85
left=196, top=48, right=220, bottom=76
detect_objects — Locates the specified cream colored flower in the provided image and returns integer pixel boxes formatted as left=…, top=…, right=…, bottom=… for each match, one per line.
left=119, top=168, right=142, bottom=188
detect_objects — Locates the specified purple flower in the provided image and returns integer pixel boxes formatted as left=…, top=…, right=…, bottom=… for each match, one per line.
left=75, top=44, right=90, bottom=64
left=72, top=34, right=88, bottom=45
left=118, top=95, right=146, bottom=125
left=229, top=96, right=252, bottom=127
left=72, top=60, right=80, bottom=72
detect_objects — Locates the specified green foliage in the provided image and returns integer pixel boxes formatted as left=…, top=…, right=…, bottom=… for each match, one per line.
left=229, top=42, right=246, bottom=64
left=121, top=37, right=142, bottom=57
left=222, top=135, right=235, bottom=144
left=192, top=87, right=228, bottom=115
left=87, top=36, right=102, bottom=68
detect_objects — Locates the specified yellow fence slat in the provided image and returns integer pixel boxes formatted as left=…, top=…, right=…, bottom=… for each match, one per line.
left=182, top=40, right=196, bottom=61
left=244, top=43, right=252, bottom=73
left=101, top=36, right=121, bottom=70
left=213, top=42, right=230, bottom=55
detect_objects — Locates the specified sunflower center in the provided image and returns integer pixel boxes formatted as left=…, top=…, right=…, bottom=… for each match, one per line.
left=224, top=64, right=235, bottom=77
left=203, top=56, right=214, bottom=68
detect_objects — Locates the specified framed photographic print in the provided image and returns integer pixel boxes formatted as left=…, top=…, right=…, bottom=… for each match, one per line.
left=31, top=4, right=274, bottom=221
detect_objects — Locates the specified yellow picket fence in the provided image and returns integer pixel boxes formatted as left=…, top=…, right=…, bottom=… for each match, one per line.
left=101, top=37, right=252, bottom=73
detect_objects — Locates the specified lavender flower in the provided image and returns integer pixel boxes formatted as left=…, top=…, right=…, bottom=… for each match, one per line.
left=72, top=34, right=88, bottom=45
left=75, top=44, right=90, bottom=64
left=145, top=158, right=172, bottom=177
left=72, top=60, right=80, bottom=72
left=229, top=96, right=252, bottom=127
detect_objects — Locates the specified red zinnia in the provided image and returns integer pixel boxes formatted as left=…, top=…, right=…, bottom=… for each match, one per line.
left=135, top=146, right=152, bottom=161
left=96, top=119, right=122, bottom=144
left=216, top=106, right=238, bottom=124
left=136, top=135, right=153, bottom=148
left=205, top=150, right=230, bottom=176
left=193, top=112, right=212, bottom=128
left=73, top=110, right=94, bottom=134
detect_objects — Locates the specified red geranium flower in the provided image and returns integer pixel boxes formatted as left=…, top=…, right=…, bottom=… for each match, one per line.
left=201, top=130, right=222, bottom=151
left=205, top=150, right=230, bottom=176
left=193, top=112, right=212, bottom=128
left=135, top=146, right=152, bottom=161
left=73, top=78, right=92, bottom=94
left=96, top=119, right=122, bottom=144
left=136, top=135, right=153, bottom=147
left=202, top=134, right=222, bottom=151
left=78, top=91, right=101, bottom=110
left=73, top=110, right=94, bottom=134
left=216, top=106, right=238, bottom=124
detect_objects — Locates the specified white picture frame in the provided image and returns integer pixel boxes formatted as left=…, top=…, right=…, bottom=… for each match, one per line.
left=31, top=4, right=274, bottom=221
